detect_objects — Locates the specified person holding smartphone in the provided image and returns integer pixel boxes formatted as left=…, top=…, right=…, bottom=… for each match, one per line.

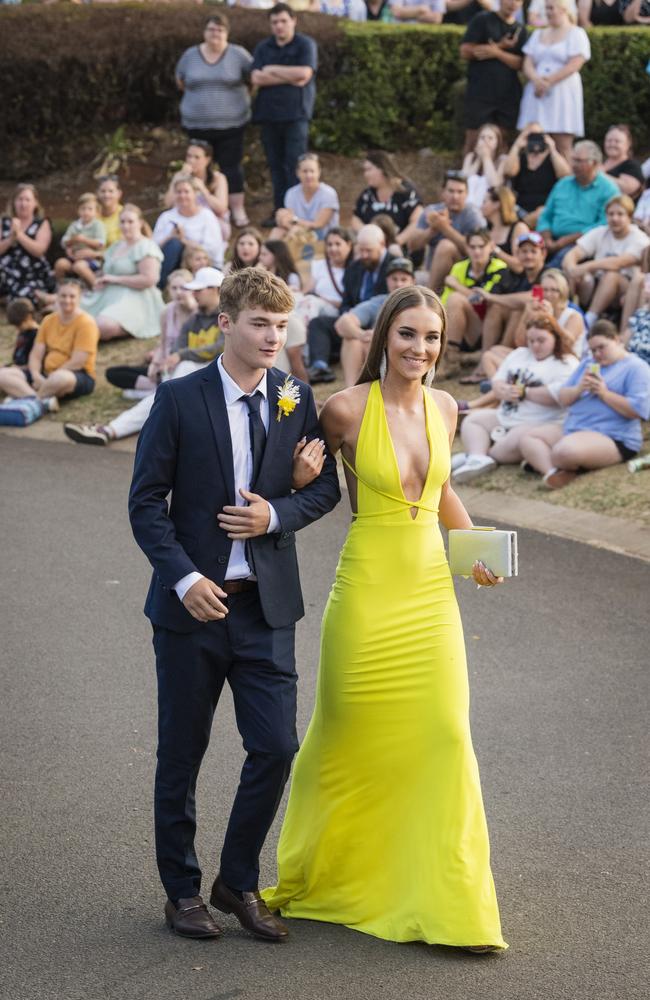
left=519, top=319, right=650, bottom=488
left=500, top=124, right=572, bottom=226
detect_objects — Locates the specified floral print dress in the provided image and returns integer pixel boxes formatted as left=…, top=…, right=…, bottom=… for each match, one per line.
left=0, top=217, right=55, bottom=304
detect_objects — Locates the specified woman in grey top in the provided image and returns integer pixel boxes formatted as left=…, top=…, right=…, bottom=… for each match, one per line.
left=176, top=13, right=253, bottom=226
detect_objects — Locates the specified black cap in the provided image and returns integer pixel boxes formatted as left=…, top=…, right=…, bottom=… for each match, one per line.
left=386, top=257, right=414, bottom=277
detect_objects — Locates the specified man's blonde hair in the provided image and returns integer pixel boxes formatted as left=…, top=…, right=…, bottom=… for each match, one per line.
left=219, top=267, right=294, bottom=321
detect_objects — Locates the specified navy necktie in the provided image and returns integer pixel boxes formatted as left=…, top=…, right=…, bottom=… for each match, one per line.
left=242, top=391, right=266, bottom=488
left=360, top=269, right=374, bottom=302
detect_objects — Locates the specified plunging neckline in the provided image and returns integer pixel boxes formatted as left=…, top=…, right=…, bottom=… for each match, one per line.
left=378, top=384, right=433, bottom=520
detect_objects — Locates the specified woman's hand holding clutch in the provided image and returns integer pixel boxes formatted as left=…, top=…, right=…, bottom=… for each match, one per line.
left=472, top=560, right=504, bottom=588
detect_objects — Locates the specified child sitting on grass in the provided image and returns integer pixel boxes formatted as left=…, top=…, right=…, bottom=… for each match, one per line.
left=5, top=297, right=40, bottom=369
left=54, top=193, right=106, bottom=289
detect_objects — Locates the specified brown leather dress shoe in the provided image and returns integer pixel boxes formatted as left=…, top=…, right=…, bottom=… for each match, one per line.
left=210, top=874, right=288, bottom=942
left=164, top=896, right=223, bottom=939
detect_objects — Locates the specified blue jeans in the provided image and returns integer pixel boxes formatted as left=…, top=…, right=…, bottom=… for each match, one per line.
left=158, top=237, right=184, bottom=290
left=260, top=119, right=310, bottom=210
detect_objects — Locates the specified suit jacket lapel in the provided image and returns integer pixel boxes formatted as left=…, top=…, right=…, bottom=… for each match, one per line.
left=200, top=361, right=236, bottom=506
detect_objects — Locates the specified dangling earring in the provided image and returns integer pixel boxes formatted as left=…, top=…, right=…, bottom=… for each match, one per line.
left=425, top=365, right=436, bottom=389
left=379, top=350, right=388, bottom=384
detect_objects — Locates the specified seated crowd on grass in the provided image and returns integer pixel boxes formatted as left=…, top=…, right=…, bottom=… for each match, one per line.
left=1, top=1, right=649, bottom=489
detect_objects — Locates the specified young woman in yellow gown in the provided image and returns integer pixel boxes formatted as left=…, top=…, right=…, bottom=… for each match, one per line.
left=264, top=286, right=507, bottom=951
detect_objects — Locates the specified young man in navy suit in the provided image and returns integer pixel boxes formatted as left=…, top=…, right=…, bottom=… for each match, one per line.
left=129, top=268, right=340, bottom=941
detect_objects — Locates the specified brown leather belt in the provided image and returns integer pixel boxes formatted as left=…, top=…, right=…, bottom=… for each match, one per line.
left=222, top=579, right=258, bottom=595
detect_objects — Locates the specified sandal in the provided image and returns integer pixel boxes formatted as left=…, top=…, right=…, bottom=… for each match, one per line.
left=232, top=213, right=250, bottom=228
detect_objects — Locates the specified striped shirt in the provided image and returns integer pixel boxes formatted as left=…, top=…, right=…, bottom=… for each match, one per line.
left=176, top=44, right=253, bottom=130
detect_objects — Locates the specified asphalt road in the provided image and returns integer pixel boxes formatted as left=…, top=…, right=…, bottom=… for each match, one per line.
left=1, top=437, right=648, bottom=1000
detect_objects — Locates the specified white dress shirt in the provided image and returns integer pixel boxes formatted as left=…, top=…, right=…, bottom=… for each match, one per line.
left=174, top=357, right=280, bottom=601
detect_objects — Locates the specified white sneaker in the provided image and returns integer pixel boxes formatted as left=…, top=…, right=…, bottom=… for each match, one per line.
left=453, top=455, right=497, bottom=483
left=451, top=451, right=467, bottom=471
left=63, top=423, right=110, bottom=446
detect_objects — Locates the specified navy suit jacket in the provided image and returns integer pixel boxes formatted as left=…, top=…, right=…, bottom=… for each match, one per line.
left=128, top=362, right=341, bottom=633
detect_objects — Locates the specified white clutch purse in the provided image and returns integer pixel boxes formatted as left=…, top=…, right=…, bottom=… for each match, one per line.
left=448, top=527, right=518, bottom=578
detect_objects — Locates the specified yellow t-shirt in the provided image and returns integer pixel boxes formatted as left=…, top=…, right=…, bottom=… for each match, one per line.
left=36, top=311, right=99, bottom=379
left=101, top=205, right=124, bottom=247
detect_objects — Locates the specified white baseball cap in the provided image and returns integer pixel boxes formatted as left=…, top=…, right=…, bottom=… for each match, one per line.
left=183, top=267, right=224, bottom=290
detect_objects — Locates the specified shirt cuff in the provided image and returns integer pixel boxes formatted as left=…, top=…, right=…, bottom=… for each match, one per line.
left=174, top=571, right=204, bottom=602
left=266, top=503, right=280, bottom=534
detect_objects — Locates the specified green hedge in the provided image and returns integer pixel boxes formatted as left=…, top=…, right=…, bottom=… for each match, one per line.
left=1, top=4, right=649, bottom=177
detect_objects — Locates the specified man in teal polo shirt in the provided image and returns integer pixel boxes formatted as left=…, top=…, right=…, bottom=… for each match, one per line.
left=538, top=141, right=619, bottom=268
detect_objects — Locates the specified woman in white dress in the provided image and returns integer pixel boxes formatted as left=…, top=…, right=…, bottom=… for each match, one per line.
left=518, top=0, right=591, bottom=159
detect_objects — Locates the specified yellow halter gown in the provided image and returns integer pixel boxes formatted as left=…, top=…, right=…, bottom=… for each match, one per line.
left=264, top=381, right=506, bottom=948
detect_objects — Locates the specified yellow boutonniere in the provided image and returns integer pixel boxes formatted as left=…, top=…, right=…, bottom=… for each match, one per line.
left=276, top=375, right=300, bottom=422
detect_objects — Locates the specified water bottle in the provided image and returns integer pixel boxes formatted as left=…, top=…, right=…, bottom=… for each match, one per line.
left=627, top=454, right=650, bottom=473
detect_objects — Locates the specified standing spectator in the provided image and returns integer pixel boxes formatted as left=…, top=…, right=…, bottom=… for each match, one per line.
left=351, top=150, right=422, bottom=252
left=577, top=0, right=622, bottom=24
left=271, top=152, right=340, bottom=240
left=307, top=223, right=395, bottom=382
left=519, top=319, right=650, bottom=488
left=528, top=0, right=578, bottom=24
left=408, top=172, right=485, bottom=293
left=562, top=194, right=649, bottom=326
left=444, top=0, right=486, bottom=24
left=619, top=0, right=650, bottom=23
left=0, top=184, right=54, bottom=305
left=175, top=13, right=253, bottom=227
left=389, top=0, right=445, bottom=22
left=518, top=0, right=591, bottom=160
left=500, top=124, right=572, bottom=224
left=152, top=177, right=224, bottom=287
left=164, top=140, right=231, bottom=241
left=460, top=0, right=528, bottom=153
left=536, top=141, right=619, bottom=267
left=314, top=0, right=367, bottom=17
left=96, top=175, right=124, bottom=248
left=251, top=4, right=318, bottom=226
left=602, top=125, right=645, bottom=201
left=365, top=0, right=392, bottom=16
left=84, top=205, right=165, bottom=342
left=462, top=124, right=506, bottom=208
left=0, top=280, right=98, bottom=404
left=54, top=193, right=106, bottom=290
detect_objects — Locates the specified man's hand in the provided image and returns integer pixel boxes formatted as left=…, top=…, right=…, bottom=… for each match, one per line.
left=426, top=207, right=449, bottom=232
left=292, top=436, right=325, bottom=490
left=29, top=371, right=45, bottom=390
left=182, top=577, right=229, bottom=622
left=218, top=489, right=271, bottom=539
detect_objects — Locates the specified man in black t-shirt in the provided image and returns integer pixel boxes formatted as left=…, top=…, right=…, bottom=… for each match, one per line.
left=251, top=4, right=318, bottom=226
left=460, top=0, right=527, bottom=152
